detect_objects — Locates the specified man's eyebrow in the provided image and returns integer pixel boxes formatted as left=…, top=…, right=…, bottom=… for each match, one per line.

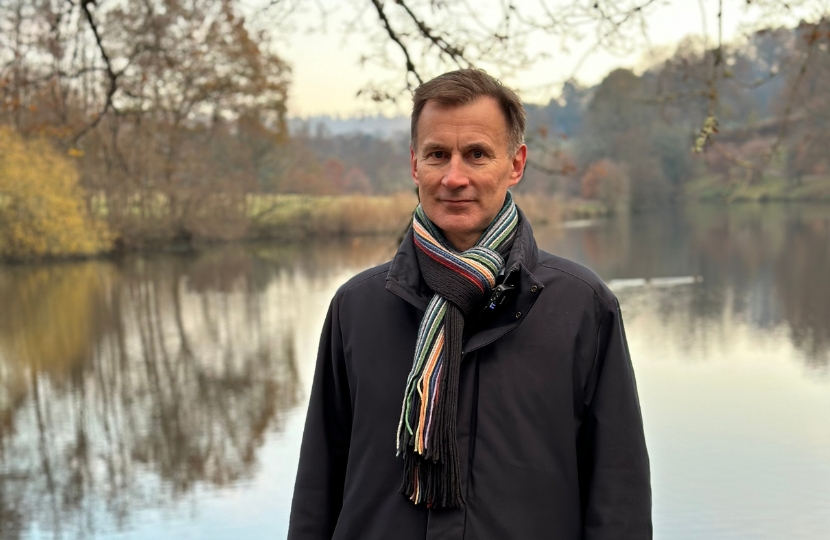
left=461, top=141, right=495, bottom=153
left=420, top=142, right=446, bottom=155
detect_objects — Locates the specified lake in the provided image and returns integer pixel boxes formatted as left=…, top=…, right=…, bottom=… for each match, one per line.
left=1, top=203, right=828, bottom=540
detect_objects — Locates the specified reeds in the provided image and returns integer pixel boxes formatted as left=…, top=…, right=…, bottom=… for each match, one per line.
left=249, top=192, right=599, bottom=242
left=249, top=192, right=418, bottom=239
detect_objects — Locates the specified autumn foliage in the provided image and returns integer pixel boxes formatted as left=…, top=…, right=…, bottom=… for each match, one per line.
left=0, top=127, right=111, bottom=259
left=580, top=159, right=631, bottom=213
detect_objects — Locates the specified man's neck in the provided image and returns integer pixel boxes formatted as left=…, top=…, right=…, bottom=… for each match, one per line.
left=443, top=231, right=478, bottom=252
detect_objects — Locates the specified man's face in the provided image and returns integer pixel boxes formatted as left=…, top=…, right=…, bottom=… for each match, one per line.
left=411, top=96, right=527, bottom=252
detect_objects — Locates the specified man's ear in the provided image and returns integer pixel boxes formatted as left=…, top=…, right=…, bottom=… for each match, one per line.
left=410, top=146, right=419, bottom=186
left=509, top=144, right=528, bottom=187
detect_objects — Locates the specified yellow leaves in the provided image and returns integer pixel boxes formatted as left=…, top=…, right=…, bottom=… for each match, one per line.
left=0, top=127, right=113, bottom=260
left=693, top=115, right=719, bottom=153
left=67, top=147, right=85, bottom=157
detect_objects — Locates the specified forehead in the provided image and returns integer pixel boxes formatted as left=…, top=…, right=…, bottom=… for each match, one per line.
left=415, top=97, right=509, bottom=148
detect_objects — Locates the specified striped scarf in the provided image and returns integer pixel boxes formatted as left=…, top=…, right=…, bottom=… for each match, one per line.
left=397, top=192, right=519, bottom=508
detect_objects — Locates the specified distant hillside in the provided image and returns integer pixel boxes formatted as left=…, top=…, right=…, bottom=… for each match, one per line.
left=288, top=114, right=410, bottom=139
left=288, top=88, right=591, bottom=140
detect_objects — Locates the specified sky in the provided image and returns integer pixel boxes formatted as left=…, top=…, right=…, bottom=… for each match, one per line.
left=275, top=0, right=826, bottom=118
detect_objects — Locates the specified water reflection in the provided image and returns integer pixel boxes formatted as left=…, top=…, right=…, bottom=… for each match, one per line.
left=0, top=241, right=395, bottom=539
left=537, top=203, right=830, bottom=370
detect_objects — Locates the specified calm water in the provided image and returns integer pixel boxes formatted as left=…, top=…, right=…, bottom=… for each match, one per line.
left=1, top=203, right=828, bottom=540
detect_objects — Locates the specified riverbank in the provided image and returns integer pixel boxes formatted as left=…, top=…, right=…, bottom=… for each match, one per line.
left=249, top=192, right=611, bottom=240
left=249, top=192, right=606, bottom=240
left=1, top=192, right=608, bottom=262
left=685, top=174, right=830, bottom=203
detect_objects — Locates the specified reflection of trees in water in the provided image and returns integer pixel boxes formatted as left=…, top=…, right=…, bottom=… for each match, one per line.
left=0, top=239, right=388, bottom=537
left=774, top=216, right=830, bottom=368
left=0, top=264, right=108, bottom=540
left=247, top=236, right=398, bottom=281
left=687, top=205, right=830, bottom=369
left=536, top=205, right=830, bottom=369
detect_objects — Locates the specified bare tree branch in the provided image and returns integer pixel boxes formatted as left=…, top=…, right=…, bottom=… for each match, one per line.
left=72, top=0, right=119, bottom=143
left=394, top=0, right=468, bottom=67
left=369, top=0, right=423, bottom=86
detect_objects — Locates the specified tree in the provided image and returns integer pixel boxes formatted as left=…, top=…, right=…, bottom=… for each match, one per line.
left=0, top=0, right=291, bottom=245
left=0, top=127, right=111, bottom=259
left=782, top=18, right=830, bottom=184
left=580, top=159, right=631, bottom=213
left=580, top=69, right=659, bottom=208
left=337, top=0, right=828, bottom=186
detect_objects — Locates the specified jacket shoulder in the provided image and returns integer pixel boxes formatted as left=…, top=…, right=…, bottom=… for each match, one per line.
left=333, top=261, right=392, bottom=299
left=535, top=250, right=617, bottom=311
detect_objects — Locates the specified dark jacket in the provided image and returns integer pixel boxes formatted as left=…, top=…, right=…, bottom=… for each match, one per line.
left=288, top=212, right=651, bottom=540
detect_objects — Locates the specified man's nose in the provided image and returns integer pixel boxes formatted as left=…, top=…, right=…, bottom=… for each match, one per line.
left=442, top=155, right=470, bottom=190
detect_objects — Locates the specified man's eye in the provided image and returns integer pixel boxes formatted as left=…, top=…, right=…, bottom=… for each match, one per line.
left=471, top=150, right=484, bottom=159
left=430, top=151, right=445, bottom=159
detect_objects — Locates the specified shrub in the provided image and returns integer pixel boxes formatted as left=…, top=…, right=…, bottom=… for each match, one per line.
left=0, top=127, right=112, bottom=259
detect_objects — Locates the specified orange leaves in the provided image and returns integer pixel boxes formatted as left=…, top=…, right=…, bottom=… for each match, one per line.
left=580, top=159, right=629, bottom=207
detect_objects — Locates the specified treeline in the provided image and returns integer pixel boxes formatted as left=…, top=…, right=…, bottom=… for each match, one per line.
left=0, top=0, right=292, bottom=257
left=1, top=1, right=828, bottom=259
left=273, top=124, right=410, bottom=194
left=520, top=18, right=830, bottom=210
left=284, top=19, right=830, bottom=211
left=0, top=0, right=420, bottom=259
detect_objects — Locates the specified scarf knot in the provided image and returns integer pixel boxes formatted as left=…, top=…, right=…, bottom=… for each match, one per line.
left=397, top=192, right=519, bottom=508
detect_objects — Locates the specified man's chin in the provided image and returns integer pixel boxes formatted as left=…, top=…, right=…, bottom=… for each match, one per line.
left=433, top=216, right=473, bottom=232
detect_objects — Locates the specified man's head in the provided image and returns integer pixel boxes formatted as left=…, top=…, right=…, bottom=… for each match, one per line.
left=411, top=69, right=526, bottom=156
left=410, top=69, right=527, bottom=251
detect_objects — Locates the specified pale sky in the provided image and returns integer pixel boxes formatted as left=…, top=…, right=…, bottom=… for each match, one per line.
left=276, top=0, right=825, bottom=118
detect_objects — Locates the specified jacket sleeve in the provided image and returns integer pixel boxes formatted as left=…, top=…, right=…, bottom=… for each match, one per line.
left=578, top=296, right=652, bottom=540
left=288, top=294, right=353, bottom=540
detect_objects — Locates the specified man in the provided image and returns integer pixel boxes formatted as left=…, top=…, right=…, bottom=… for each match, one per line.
left=288, top=69, right=651, bottom=540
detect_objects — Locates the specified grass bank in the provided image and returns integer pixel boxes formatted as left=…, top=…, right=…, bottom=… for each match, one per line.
left=2, top=191, right=604, bottom=262
left=250, top=192, right=607, bottom=241
left=249, top=193, right=418, bottom=239
left=685, top=174, right=830, bottom=203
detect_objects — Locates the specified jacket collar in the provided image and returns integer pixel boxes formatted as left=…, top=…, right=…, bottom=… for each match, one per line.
left=385, top=206, right=541, bottom=312
left=503, top=206, right=540, bottom=279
